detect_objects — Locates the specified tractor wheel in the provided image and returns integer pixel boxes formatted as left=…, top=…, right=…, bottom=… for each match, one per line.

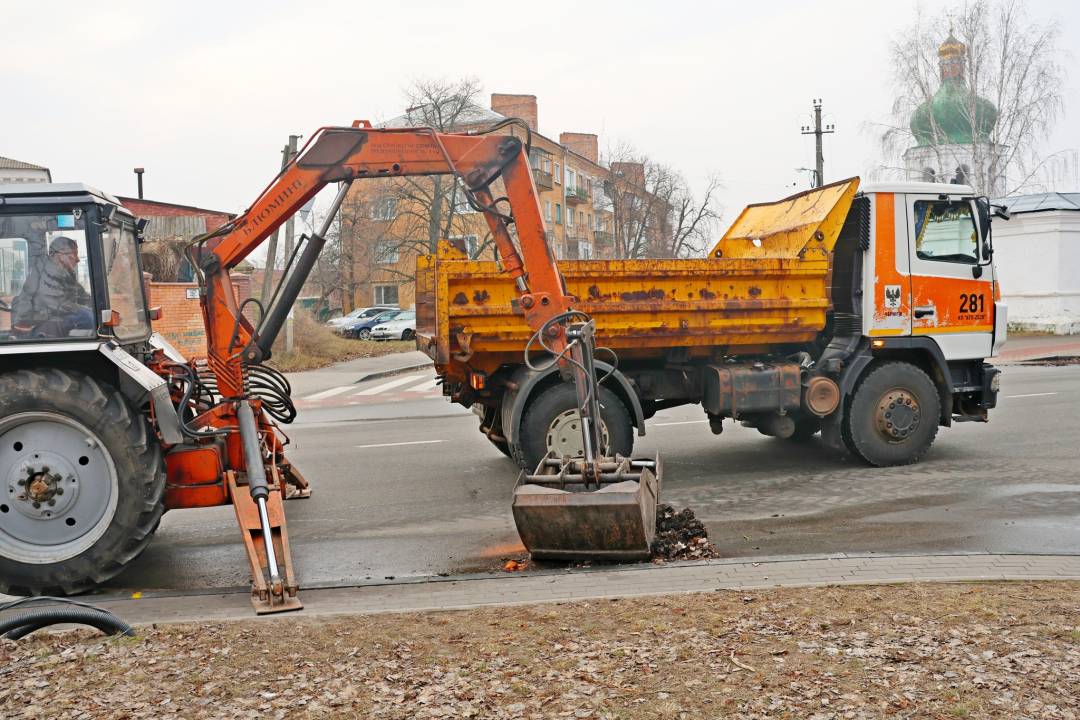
left=0, top=369, right=165, bottom=595
left=516, top=382, right=634, bottom=470
left=843, top=361, right=940, bottom=466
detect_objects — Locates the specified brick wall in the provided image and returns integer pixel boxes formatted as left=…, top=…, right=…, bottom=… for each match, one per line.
left=146, top=273, right=253, bottom=359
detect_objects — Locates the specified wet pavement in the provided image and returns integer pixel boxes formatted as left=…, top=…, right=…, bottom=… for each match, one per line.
left=102, top=362, right=1080, bottom=595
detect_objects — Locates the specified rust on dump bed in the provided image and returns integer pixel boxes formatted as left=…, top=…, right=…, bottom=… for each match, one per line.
left=414, top=179, right=860, bottom=368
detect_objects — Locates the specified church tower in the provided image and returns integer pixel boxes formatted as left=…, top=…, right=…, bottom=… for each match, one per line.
left=903, top=33, right=1004, bottom=195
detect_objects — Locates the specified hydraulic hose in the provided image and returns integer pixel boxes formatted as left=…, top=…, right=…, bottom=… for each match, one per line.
left=0, top=607, right=135, bottom=640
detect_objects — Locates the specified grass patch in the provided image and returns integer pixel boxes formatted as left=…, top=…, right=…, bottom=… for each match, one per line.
left=266, top=311, right=414, bottom=372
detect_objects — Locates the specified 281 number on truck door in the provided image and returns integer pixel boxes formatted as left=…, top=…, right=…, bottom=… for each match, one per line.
left=959, top=292, right=985, bottom=315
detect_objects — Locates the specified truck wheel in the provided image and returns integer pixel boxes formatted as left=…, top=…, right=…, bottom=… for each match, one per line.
left=844, top=362, right=940, bottom=467
left=517, top=382, right=634, bottom=470
left=0, top=369, right=166, bottom=595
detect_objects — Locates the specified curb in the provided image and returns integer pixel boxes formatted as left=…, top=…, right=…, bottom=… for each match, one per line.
left=15, top=553, right=1079, bottom=627
left=355, top=361, right=434, bottom=384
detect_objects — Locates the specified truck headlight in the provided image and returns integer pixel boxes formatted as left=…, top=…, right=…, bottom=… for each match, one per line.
left=990, top=373, right=1001, bottom=392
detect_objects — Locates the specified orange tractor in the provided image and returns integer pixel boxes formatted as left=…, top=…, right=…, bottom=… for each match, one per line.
left=0, top=122, right=659, bottom=612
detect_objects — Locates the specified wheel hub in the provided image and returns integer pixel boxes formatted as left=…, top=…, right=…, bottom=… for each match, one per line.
left=9, top=452, right=80, bottom=520
left=0, top=413, right=117, bottom=564
left=875, top=389, right=921, bottom=442
left=546, top=409, right=610, bottom=458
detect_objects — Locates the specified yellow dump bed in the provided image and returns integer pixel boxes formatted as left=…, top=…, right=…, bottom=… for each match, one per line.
left=416, top=179, right=859, bottom=373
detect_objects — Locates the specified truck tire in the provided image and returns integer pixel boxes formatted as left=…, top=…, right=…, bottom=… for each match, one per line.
left=477, top=405, right=512, bottom=459
left=843, top=361, right=940, bottom=467
left=516, top=382, right=634, bottom=470
left=0, top=369, right=166, bottom=595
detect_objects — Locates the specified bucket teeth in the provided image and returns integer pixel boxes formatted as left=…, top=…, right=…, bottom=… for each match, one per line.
left=512, top=452, right=661, bottom=561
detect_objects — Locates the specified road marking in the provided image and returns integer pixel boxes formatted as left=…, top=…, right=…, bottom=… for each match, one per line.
left=1004, top=392, right=1058, bottom=399
left=300, top=385, right=355, bottom=401
left=354, top=439, right=445, bottom=449
left=404, top=377, right=438, bottom=392
left=652, top=419, right=708, bottom=426
left=354, top=374, right=426, bottom=396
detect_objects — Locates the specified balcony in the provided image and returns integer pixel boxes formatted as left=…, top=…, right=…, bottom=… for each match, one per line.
left=593, top=230, right=613, bottom=246
left=533, top=169, right=553, bottom=190
left=565, top=185, right=588, bottom=204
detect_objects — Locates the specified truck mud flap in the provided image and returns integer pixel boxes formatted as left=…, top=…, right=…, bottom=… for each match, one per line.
left=512, top=453, right=661, bottom=561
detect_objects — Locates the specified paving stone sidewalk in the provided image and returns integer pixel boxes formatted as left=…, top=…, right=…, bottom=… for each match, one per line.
left=8, top=553, right=1077, bottom=627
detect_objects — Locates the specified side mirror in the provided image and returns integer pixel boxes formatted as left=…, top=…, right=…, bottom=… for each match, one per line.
left=974, top=197, right=993, bottom=263
left=135, top=217, right=149, bottom=241
left=991, top=203, right=1011, bottom=220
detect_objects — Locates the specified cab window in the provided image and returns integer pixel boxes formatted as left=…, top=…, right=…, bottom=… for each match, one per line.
left=101, top=220, right=150, bottom=340
left=0, top=213, right=95, bottom=342
left=914, top=200, right=979, bottom=264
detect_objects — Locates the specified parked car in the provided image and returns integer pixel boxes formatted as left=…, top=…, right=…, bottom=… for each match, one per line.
left=343, top=309, right=405, bottom=339
left=370, top=310, right=417, bottom=341
left=325, top=306, right=396, bottom=333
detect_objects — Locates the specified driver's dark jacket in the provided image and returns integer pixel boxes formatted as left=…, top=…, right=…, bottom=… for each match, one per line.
left=11, top=255, right=91, bottom=326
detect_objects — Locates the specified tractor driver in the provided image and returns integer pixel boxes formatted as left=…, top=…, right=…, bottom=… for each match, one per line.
left=12, top=236, right=94, bottom=338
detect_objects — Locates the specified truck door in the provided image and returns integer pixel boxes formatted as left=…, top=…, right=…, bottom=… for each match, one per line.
left=904, top=194, right=995, bottom=359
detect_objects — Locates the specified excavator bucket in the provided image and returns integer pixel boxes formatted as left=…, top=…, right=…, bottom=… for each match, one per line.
left=512, top=453, right=661, bottom=561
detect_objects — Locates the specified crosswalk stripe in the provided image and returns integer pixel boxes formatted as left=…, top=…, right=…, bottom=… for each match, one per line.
left=404, top=377, right=438, bottom=393
left=300, top=385, right=354, bottom=401
left=354, top=373, right=426, bottom=396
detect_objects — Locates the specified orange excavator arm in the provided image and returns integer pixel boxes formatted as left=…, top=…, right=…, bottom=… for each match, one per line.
left=180, top=121, right=592, bottom=613
left=194, top=122, right=573, bottom=399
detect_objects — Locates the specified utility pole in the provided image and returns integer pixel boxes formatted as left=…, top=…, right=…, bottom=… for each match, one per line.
left=282, top=134, right=301, bottom=353
left=259, top=143, right=291, bottom=308
left=800, top=99, right=834, bottom=188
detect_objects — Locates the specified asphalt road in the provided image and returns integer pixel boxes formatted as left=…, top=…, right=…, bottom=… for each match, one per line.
left=106, top=361, right=1080, bottom=594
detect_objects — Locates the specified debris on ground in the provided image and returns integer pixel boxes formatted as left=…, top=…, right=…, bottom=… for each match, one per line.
left=650, top=503, right=723, bottom=561
left=1018, top=355, right=1080, bottom=366
left=3, top=583, right=1078, bottom=719
left=501, top=559, right=526, bottom=572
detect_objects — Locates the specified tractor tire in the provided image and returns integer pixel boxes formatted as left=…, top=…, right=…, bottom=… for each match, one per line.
left=843, top=361, right=940, bottom=467
left=0, top=369, right=166, bottom=595
left=515, top=382, right=634, bottom=471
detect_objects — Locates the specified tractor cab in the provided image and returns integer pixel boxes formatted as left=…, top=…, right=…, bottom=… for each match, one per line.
left=0, top=183, right=150, bottom=347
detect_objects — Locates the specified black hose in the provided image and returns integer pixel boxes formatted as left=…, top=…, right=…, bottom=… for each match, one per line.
left=0, top=607, right=135, bottom=640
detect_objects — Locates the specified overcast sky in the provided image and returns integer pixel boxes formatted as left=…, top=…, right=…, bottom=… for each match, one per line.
left=5, top=0, right=1078, bottom=235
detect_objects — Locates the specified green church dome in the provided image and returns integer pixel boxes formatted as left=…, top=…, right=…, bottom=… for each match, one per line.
left=910, top=34, right=998, bottom=146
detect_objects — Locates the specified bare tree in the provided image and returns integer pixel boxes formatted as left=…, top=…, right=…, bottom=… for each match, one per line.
left=603, top=143, right=722, bottom=259
left=335, top=77, right=497, bottom=302
left=876, top=0, right=1066, bottom=196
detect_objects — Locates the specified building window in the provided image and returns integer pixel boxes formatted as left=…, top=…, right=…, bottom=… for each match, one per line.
left=587, top=214, right=592, bottom=229
left=374, top=240, right=399, bottom=264
left=555, top=203, right=562, bottom=224
left=450, top=234, right=479, bottom=258
left=566, top=208, right=574, bottom=227
left=578, top=211, right=584, bottom=226
left=580, top=242, right=592, bottom=260
left=372, top=197, right=397, bottom=221
left=566, top=168, right=576, bottom=190
left=554, top=163, right=561, bottom=184
left=543, top=157, right=552, bottom=173
left=374, top=284, right=399, bottom=305
left=544, top=201, right=552, bottom=221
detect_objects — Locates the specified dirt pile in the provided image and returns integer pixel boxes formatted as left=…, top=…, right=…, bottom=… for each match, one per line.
left=651, top=503, right=722, bottom=561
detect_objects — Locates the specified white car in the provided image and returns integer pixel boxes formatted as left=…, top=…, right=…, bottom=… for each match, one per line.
left=325, top=306, right=395, bottom=334
left=370, top=310, right=416, bottom=341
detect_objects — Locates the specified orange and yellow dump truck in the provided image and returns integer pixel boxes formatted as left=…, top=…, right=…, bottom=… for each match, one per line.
left=417, top=178, right=1006, bottom=469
